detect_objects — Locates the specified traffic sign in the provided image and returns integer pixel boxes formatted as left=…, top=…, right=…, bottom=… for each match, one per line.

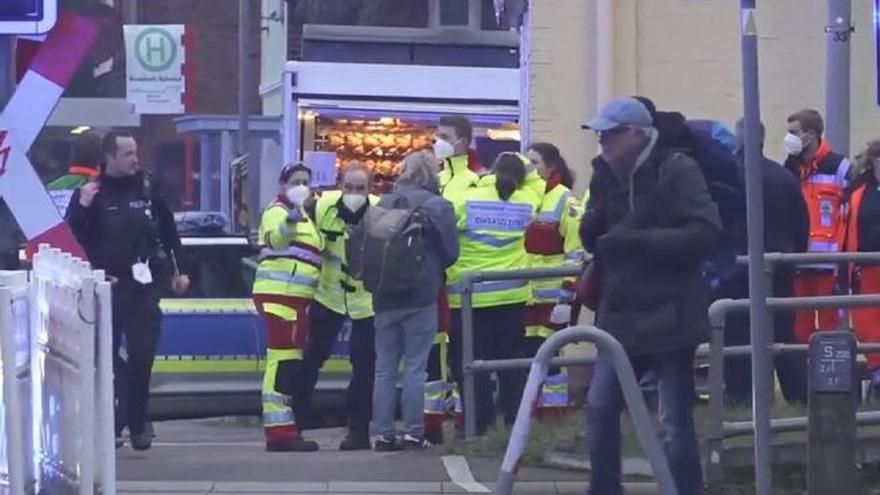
left=0, top=0, right=57, bottom=35
left=0, top=12, right=98, bottom=258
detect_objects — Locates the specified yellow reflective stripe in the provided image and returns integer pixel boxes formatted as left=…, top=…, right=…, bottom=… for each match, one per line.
left=526, top=325, right=553, bottom=339
left=267, top=348, right=303, bottom=361
left=153, top=358, right=260, bottom=373
left=263, top=303, right=298, bottom=322
left=160, top=298, right=257, bottom=314
left=434, top=333, right=449, bottom=345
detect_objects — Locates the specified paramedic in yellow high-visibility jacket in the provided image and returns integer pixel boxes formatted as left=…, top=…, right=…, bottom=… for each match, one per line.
left=447, top=152, right=539, bottom=435
left=298, top=163, right=379, bottom=451
left=522, top=143, right=584, bottom=418
left=427, top=116, right=482, bottom=443
left=253, top=163, right=325, bottom=452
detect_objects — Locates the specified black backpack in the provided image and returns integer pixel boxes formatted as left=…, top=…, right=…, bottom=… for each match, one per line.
left=346, top=190, right=433, bottom=294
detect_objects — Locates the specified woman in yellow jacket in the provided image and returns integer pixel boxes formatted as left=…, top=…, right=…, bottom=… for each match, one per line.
left=253, top=163, right=325, bottom=452
left=447, top=152, right=538, bottom=435
left=523, top=143, right=583, bottom=417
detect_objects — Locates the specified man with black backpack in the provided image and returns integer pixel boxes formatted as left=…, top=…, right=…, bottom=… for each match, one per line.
left=67, top=130, right=190, bottom=451
left=719, top=118, right=810, bottom=405
left=581, top=97, right=721, bottom=495
left=355, top=151, right=458, bottom=451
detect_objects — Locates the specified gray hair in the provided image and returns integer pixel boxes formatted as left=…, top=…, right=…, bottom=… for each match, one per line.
left=396, top=151, right=440, bottom=191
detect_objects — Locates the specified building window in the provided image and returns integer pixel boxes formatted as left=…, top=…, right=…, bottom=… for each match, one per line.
left=291, top=0, right=430, bottom=28
left=440, top=0, right=469, bottom=26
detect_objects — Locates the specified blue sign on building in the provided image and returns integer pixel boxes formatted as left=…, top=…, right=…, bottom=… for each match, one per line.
left=0, top=0, right=56, bottom=34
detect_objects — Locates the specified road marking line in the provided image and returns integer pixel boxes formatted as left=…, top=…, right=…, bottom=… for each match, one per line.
left=442, top=455, right=490, bottom=493
left=150, top=441, right=264, bottom=447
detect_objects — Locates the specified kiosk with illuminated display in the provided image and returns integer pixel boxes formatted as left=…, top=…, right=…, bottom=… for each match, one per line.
left=281, top=61, right=521, bottom=191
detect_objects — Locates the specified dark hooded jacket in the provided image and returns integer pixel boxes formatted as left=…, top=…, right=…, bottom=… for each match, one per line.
left=580, top=136, right=722, bottom=356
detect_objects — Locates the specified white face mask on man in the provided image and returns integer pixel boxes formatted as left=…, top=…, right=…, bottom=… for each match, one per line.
left=341, top=193, right=367, bottom=212
left=783, top=133, right=804, bottom=156
left=433, top=138, right=457, bottom=160
left=285, top=184, right=310, bottom=206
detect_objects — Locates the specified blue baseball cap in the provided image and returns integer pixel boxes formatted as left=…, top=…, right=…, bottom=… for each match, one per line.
left=584, top=97, right=654, bottom=131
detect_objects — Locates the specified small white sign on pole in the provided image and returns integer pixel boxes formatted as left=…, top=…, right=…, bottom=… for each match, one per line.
left=303, top=151, right=338, bottom=187
left=124, top=24, right=186, bottom=115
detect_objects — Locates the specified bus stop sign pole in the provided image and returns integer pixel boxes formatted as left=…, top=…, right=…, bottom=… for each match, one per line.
left=808, top=331, right=859, bottom=494
left=740, top=1, right=773, bottom=494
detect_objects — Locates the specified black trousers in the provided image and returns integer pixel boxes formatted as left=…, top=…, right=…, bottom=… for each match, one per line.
left=450, top=304, right=526, bottom=435
left=112, top=280, right=162, bottom=436
left=723, top=269, right=807, bottom=405
left=299, top=302, right=375, bottom=435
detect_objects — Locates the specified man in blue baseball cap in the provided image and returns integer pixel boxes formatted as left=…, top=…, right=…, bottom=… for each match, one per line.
left=584, top=97, right=656, bottom=176
left=580, top=97, right=722, bottom=495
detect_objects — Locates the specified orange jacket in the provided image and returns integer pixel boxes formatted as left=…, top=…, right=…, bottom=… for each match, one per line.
left=785, top=140, right=851, bottom=256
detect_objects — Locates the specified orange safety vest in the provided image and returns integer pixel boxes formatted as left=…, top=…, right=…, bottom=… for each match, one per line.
left=788, top=140, right=851, bottom=255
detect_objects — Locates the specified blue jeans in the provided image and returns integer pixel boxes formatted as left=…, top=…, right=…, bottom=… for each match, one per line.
left=587, top=346, right=703, bottom=495
left=373, top=304, right=437, bottom=439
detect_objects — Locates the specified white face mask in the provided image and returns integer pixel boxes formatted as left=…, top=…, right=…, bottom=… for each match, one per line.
left=433, top=138, right=456, bottom=160
left=783, top=133, right=804, bottom=156
left=285, top=184, right=310, bottom=206
left=341, top=193, right=367, bottom=212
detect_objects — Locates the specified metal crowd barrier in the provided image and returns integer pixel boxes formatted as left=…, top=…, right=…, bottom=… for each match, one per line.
left=0, top=246, right=116, bottom=495
left=459, top=266, right=581, bottom=440
left=0, top=271, right=30, bottom=495
left=496, top=326, right=678, bottom=495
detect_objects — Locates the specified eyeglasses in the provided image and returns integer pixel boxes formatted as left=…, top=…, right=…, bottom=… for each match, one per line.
left=596, top=127, right=630, bottom=140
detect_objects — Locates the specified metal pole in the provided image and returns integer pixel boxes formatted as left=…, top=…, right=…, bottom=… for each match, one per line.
left=824, top=0, right=853, bottom=155
left=739, top=2, right=772, bottom=492
left=0, top=35, right=16, bottom=110
left=497, top=327, right=679, bottom=495
left=705, top=316, right=727, bottom=494
left=462, top=284, right=478, bottom=440
left=238, top=0, right=251, bottom=157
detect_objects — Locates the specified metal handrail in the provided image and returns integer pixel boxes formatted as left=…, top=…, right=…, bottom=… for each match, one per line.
left=705, top=293, right=880, bottom=493
left=459, top=266, right=581, bottom=440
left=456, top=251, right=880, bottom=492
left=496, top=326, right=678, bottom=495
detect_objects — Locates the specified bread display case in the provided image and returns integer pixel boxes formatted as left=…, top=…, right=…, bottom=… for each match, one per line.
left=283, top=61, right=522, bottom=192
left=314, top=116, right=433, bottom=178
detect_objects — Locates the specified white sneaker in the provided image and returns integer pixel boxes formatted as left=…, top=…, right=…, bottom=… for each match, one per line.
left=402, top=434, right=433, bottom=450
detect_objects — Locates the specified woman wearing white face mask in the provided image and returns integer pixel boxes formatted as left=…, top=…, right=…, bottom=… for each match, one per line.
left=298, top=162, right=380, bottom=451
left=252, top=163, right=325, bottom=452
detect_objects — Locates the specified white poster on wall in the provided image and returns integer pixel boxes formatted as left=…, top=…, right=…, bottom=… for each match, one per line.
left=124, top=24, right=186, bottom=114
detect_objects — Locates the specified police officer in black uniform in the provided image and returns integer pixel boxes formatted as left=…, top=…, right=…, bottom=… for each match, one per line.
left=67, top=130, right=190, bottom=451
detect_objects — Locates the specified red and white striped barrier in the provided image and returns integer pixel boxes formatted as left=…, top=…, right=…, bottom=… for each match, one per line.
left=0, top=12, right=99, bottom=260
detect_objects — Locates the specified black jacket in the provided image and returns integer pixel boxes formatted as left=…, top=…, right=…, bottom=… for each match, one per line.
left=734, top=152, right=809, bottom=256
left=580, top=146, right=722, bottom=356
left=67, top=173, right=182, bottom=282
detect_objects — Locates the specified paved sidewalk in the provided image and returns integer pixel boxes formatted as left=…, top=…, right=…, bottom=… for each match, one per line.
left=115, top=419, right=658, bottom=494
left=117, top=480, right=659, bottom=494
